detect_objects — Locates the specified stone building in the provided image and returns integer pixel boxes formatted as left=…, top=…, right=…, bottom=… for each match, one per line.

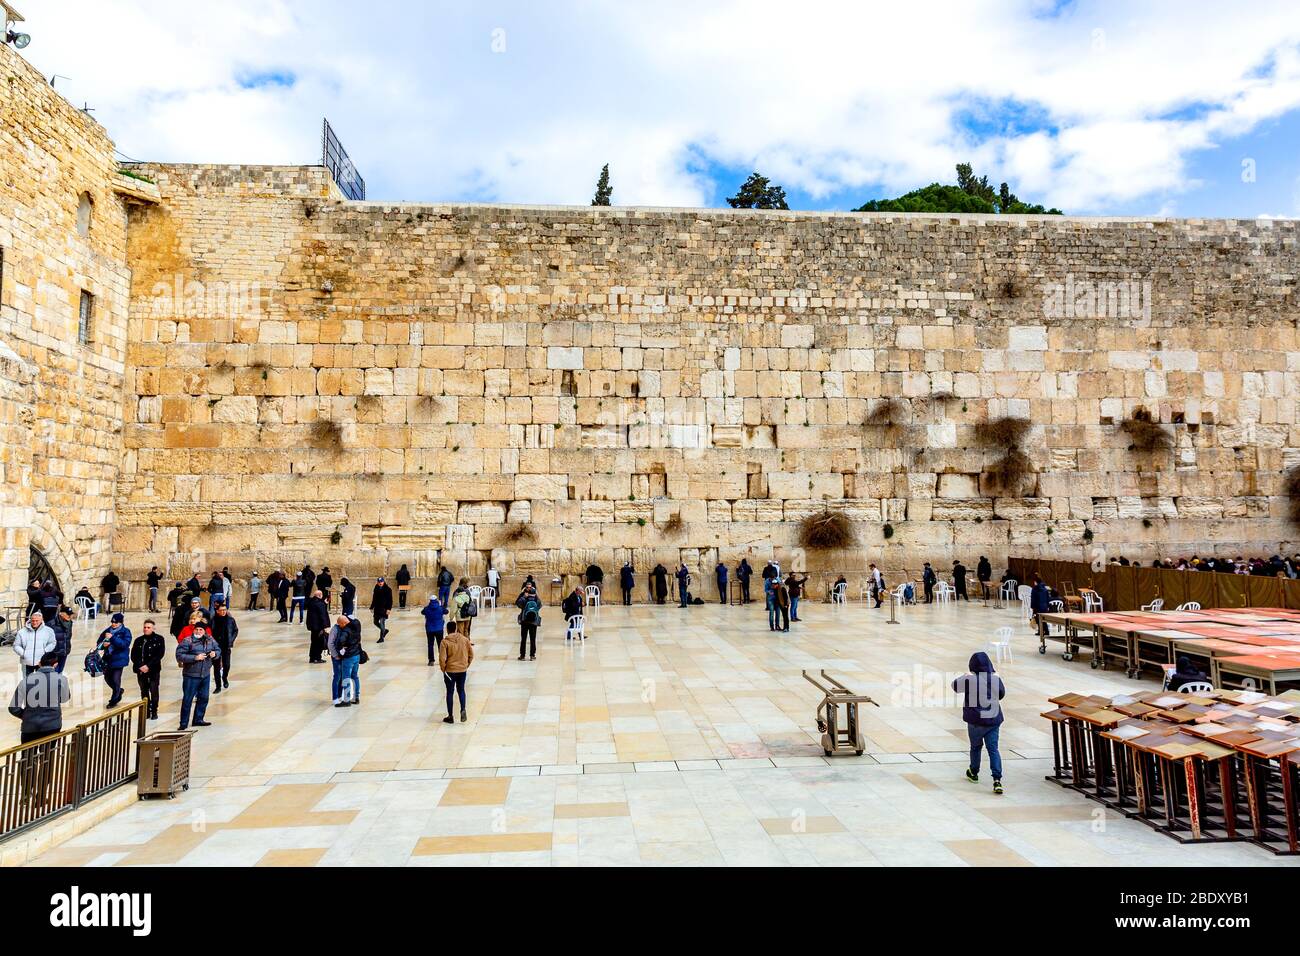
left=3, top=40, right=1299, bottom=607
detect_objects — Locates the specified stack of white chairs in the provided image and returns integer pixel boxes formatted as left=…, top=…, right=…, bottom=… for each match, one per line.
left=1017, top=584, right=1032, bottom=621
left=935, top=582, right=955, bottom=604
left=1081, top=590, right=1104, bottom=612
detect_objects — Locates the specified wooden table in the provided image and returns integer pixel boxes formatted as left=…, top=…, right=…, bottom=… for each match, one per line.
left=1213, top=653, right=1300, bottom=695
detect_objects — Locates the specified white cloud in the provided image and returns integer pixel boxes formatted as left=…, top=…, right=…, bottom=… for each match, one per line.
left=16, top=0, right=1300, bottom=212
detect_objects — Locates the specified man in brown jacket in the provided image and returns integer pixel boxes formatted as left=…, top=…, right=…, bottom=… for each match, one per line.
left=439, top=620, right=474, bottom=724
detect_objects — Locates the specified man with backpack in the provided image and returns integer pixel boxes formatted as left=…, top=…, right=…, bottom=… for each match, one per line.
left=436, top=566, right=455, bottom=610
left=451, top=578, right=477, bottom=639
left=422, top=594, right=446, bottom=666
left=518, top=588, right=542, bottom=661
left=98, top=613, right=133, bottom=709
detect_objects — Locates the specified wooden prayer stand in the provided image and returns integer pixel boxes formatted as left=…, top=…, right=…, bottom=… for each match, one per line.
left=1239, top=738, right=1300, bottom=855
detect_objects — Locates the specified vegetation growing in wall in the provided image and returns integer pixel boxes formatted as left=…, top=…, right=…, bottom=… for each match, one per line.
left=798, top=509, right=857, bottom=550
left=502, top=522, right=537, bottom=544
left=1120, top=407, right=1174, bottom=454
left=1285, top=468, right=1300, bottom=525
left=974, top=416, right=1034, bottom=494
left=661, top=512, right=685, bottom=536
left=311, top=419, right=346, bottom=450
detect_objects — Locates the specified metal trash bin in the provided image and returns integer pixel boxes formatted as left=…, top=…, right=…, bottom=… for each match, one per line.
left=136, top=730, right=195, bottom=799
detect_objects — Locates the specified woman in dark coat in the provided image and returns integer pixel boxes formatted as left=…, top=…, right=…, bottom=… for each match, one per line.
left=371, top=577, right=394, bottom=642
left=651, top=564, right=669, bottom=605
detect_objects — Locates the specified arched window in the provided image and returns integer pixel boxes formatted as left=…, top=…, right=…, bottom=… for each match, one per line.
left=28, top=546, right=62, bottom=600
left=76, top=191, right=94, bottom=237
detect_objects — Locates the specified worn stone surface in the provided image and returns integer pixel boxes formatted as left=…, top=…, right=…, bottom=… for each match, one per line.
left=4, top=39, right=1300, bottom=606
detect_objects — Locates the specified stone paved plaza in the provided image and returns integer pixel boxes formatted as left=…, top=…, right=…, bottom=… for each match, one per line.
left=18, top=597, right=1298, bottom=867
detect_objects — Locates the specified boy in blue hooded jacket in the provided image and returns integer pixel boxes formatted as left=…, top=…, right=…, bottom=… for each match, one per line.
left=952, top=651, right=1006, bottom=794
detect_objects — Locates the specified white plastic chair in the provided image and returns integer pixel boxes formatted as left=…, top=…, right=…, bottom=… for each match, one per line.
left=831, top=582, right=847, bottom=605
left=1049, top=599, right=1065, bottom=613
left=1141, top=598, right=1164, bottom=612
left=566, top=614, right=586, bottom=641
left=75, top=594, right=98, bottom=633
left=988, top=626, right=1015, bottom=664
left=481, top=586, right=496, bottom=611
left=1017, top=585, right=1032, bottom=621
left=936, top=583, right=955, bottom=604
left=1179, top=680, right=1214, bottom=695
left=1081, top=590, right=1104, bottom=613
left=468, top=585, right=482, bottom=609
left=999, top=580, right=1018, bottom=601
left=1176, top=601, right=1201, bottom=611
left=584, top=584, right=601, bottom=608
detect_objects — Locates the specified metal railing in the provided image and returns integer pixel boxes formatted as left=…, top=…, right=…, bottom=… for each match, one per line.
left=0, top=700, right=147, bottom=843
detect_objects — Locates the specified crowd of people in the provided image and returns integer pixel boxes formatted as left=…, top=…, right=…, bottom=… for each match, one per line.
left=1107, top=553, right=1300, bottom=576
left=4, top=552, right=1041, bottom=801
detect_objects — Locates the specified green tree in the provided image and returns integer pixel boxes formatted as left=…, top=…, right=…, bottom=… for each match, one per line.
left=591, top=164, right=612, bottom=206
left=726, top=172, right=789, bottom=209
left=858, top=163, right=1062, bottom=215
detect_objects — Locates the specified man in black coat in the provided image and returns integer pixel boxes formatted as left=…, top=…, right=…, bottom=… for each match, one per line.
left=371, top=578, right=394, bottom=642
left=305, top=590, right=331, bottom=663
left=130, top=619, right=167, bottom=720
left=737, top=558, right=753, bottom=603
left=317, top=567, right=334, bottom=605
left=952, top=561, right=969, bottom=601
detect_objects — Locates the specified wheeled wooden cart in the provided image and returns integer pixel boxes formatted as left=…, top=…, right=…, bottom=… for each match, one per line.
left=802, top=670, right=878, bottom=756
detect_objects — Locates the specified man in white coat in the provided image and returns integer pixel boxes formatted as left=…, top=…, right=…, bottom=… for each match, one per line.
left=13, top=611, right=57, bottom=677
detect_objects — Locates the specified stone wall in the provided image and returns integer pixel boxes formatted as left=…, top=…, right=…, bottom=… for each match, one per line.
left=0, top=43, right=135, bottom=609
left=115, top=164, right=1300, bottom=594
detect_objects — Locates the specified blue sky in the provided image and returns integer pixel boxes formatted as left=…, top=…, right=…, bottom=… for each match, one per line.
left=16, top=0, right=1300, bottom=217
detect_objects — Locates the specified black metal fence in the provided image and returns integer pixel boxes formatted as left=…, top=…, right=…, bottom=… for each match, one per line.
left=0, top=700, right=147, bottom=842
left=322, top=118, right=365, bottom=200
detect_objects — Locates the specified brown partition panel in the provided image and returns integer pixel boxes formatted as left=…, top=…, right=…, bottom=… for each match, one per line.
left=1111, top=566, right=1138, bottom=611
left=1136, top=567, right=1163, bottom=607
left=1214, top=572, right=1247, bottom=608
left=1089, top=568, right=1115, bottom=610
left=1246, top=574, right=1283, bottom=609
left=1185, top=570, right=1218, bottom=609
left=1283, top=578, right=1300, bottom=611
left=1158, top=569, right=1187, bottom=608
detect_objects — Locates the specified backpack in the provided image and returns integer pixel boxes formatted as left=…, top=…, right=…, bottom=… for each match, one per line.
left=903, top=583, right=915, bottom=603
left=462, top=597, right=478, bottom=618
left=83, top=649, right=104, bottom=676
left=520, top=600, right=540, bottom=626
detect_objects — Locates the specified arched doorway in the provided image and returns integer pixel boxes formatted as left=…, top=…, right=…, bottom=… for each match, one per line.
left=28, top=546, right=62, bottom=599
